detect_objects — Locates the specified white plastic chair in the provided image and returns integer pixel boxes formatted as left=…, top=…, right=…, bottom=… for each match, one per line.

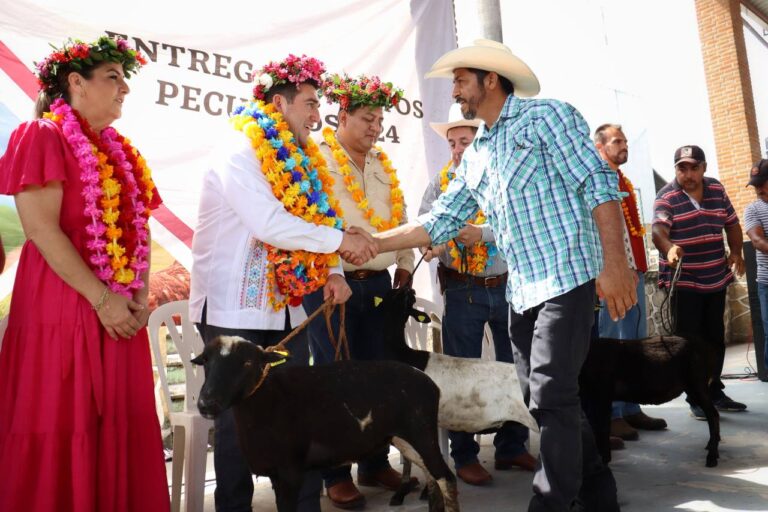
left=149, top=300, right=213, bottom=512
left=404, top=297, right=450, bottom=459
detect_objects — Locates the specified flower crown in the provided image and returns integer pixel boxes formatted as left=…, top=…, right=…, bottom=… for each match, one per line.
left=321, top=73, right=403, bottom=111
left=252, top=54, right=326, bottom=101
left=35, top=36, right=147, bottom=93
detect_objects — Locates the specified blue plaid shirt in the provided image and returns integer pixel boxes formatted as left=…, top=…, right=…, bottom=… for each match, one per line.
left=418, top=95, right=620, bottom=312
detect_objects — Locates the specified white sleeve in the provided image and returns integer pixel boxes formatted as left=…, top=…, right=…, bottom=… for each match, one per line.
left=214, top=133, right=344, bottom=253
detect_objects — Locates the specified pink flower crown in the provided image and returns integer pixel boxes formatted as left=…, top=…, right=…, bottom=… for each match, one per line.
left=251, top=54, right=326, bottom=101
left=35, top=36, right=146, bottom=93
left=321, top=73, right=403, bottom=111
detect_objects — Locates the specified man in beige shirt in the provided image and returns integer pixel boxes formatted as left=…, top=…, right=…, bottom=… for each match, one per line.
left=301, top=73, right=415, bottom=509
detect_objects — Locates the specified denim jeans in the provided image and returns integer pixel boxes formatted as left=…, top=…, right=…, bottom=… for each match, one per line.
left=599, top=270, right=647, bottom=419
left=758, top=282, right=768, bottom=371
left=197, top=304, right=321, bottom=512
left=302, top=271, right=392, bottom=487
left=442, top=275, right=529, bottom=468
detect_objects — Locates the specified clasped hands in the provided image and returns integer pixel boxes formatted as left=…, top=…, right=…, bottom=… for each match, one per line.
left=339, top=226, right=379, bottom=265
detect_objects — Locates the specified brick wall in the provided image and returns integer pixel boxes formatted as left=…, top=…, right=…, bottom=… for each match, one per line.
left=694, top=0, right=761, bottom=218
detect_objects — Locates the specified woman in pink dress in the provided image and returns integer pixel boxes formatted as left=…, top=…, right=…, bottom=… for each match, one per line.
left=0, top=36, right=170, bottom=511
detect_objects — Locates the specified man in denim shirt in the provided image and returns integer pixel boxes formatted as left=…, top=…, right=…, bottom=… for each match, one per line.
left=372, top=39, right=636, bottom=511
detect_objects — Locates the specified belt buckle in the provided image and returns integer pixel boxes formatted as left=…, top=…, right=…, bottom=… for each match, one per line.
left=483, top=276, right=495, bottom=286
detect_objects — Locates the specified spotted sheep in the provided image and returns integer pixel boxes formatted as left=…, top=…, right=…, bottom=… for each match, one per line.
left=376, top=286, right=538, bottom=436
left=192, top=336, right=460, bottom=512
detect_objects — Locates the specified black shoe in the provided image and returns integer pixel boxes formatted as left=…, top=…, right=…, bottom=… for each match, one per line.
left=714, top=395, right=747, bottom=412
left=689, top=404, right=706, bottom=420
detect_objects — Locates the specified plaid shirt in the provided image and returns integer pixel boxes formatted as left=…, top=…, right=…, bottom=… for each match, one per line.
left=417, top=95, right=620, bottom=312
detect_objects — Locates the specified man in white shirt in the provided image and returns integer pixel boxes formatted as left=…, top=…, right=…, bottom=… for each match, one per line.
left=189, top=55, right=375, bottom=512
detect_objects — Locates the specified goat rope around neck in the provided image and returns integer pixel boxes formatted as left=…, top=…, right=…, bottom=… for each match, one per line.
left=245, top=298, right=349, bottom=397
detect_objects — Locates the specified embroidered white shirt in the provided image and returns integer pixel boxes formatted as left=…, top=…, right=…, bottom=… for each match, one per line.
left=189, top=130, right=344, bottom=330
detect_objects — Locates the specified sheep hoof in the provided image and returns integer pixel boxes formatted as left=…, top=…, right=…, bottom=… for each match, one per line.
left=389, top=494, right=405, bottom=507
left=706, top=455, right=718, bottom=467
left=420, top=485, right=429, bottom=501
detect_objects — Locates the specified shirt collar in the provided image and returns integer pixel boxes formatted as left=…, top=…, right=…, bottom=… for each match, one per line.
left=476, top=94, right=521, bottom=141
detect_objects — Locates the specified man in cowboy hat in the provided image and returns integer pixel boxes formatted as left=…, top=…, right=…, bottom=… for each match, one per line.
left=652, top=145, right=747, bottom=420
left=418, top=103, right=536, bottom=486
left=369, top=39, right=636, bottom=511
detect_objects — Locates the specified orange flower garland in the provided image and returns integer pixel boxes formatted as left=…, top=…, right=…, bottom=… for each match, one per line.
left=618, top=172, right=645, bottom=237
left=232, top=101, right=343, bottom=310
left=322, top=127, right=404, bottom=231
left=439, top=160, right=497, bottom=274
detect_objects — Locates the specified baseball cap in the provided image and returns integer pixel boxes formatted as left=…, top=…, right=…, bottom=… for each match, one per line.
left=747, top=159, right=768, bottom=187
left=674, top=145, right=706, bottom=166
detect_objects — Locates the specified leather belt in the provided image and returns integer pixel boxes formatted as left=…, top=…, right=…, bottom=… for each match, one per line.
left=344, top=269, right=389, bottom=280
left=439, top=265, right=507, bottom=288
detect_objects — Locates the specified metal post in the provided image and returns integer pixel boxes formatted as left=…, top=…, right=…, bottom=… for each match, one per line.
left=453, top=0, right=503, bottom=44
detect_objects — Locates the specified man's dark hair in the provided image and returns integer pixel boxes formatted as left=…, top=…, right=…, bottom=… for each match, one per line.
left=593, top=123, right=623, bottom=145
left=468, top=68, right=515, bottom=96
left=264, top=79, right=320, bottom=104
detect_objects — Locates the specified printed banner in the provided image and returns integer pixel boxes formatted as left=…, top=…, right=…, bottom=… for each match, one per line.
left=0, top=0, right=457, bottom=308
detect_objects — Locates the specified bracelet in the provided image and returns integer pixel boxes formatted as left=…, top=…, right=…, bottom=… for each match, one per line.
left=92, top=288, right=110, bottom=312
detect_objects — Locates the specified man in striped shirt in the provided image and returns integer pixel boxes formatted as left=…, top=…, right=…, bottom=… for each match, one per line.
left=372, top=39, right=636, bottom=512
left=742, top=160, right=768, bottom=384
left=652, top=145, right=747, bottom=419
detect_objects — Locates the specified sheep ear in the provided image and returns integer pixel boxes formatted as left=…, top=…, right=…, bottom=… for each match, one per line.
left=373, top=296, right=383, bottom=307
left=259, top=347, right=291, bottom=365
left=190, top=354, right=205, bottom=366
left=409, top=308, right=430, bottom=324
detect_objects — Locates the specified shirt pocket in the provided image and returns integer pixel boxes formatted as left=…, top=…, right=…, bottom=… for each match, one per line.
left=500, top=136, right=542, bottom=192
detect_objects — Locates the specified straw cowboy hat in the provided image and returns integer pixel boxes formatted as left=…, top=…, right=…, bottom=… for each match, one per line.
left=430, top=103, right=482, bottom=140
left=426, top=39, right=540, bottom=97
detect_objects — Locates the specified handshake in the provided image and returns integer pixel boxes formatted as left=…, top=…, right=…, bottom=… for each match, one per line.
left=339, top=226, right=379, bottom=265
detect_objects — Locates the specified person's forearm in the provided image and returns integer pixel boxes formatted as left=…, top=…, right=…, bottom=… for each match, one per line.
left=725, top=223, right=743, bottom=256
left=593, top=201, right=629, bottom=267
left=375, top=222, right=432, bottom=253
left=652, top=223, right=675, bottom=255
left=29, top=226, right=106, bottom=306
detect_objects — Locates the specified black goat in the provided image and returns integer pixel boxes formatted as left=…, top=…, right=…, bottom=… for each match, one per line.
left=192, top=336, right=459, bottom=512
left=579, top=335, right=720, bottom=467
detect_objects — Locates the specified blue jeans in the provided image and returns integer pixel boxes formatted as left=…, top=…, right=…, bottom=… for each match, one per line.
left=442, top=275, right=529, bottom=468
left=758, top=282, right=768, bottom=371
left=197, top=305, right=321, bottom=512
left=599, top=270, right=646, bottom=419
left=302, top=271, right=392, bottom=486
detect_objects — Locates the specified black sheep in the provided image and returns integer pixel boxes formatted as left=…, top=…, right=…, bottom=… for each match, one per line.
left=192, top=335, right=459, bottom=512
left=579, top=335, right=721, bottom=467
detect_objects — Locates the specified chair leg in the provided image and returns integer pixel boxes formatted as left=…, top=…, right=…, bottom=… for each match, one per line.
left=171, top=425, right=185, bottom=512
left=184, top=422, right=210, bottom=512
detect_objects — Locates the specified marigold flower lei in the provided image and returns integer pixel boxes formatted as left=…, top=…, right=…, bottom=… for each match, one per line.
left=618, top=171, right=645, bottom=237
left=44, top=99, right=155, bottom=297
left=231, top=100, right=343, bottom=310
left=440, top=161, right=498, bottom=274
left=322, top=127, right=404, bottom=231
left=35, top=36, right=146, bottom=93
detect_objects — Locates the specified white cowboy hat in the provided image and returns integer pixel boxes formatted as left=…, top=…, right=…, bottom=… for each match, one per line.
left=425, top=39, right=540, bottom=98
left=430, top=103, right=482, bottom=140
